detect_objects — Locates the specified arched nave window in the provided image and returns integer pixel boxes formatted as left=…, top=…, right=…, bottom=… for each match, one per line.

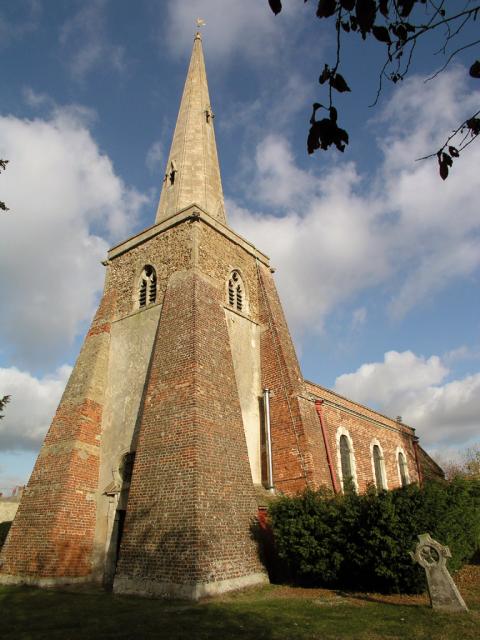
left=336, top=428, right=357, bottom=491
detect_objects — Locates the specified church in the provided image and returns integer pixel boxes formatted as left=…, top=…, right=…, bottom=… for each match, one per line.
left=0, top=32, right=440, bottom=599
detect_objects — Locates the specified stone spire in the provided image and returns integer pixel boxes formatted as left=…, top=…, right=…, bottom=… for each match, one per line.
left=155, top=32, right=226, bottom=224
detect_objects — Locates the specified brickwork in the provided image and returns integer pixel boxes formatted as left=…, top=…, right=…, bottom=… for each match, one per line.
left=257, top=265, right=332, bottom=495
left=106, top=223, right=192, bottom=321
left=114, top=268, right=266, bottom=595
left=0, top=290, right=114, bottom=581
left=197, top=222, right=261, bottom=321
left=306, top=382, right=420, bottom=492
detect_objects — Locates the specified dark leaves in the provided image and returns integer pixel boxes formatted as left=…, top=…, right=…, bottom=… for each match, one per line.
left=355, top=0, right=376, bottom=39
left=330, top=72, right=351, bottom=92
left=0, top=201, right=8, bottom=212
left=319, top=66, right=351, bottom=92
left=0, top=159, right=8, bottom=172
left=379, top=0, right=389, bottom=18
left=448, top=146, right=459, bottom=158
left=372, top=25, right=391, bottom=44
left=398, top=0, right=415, bottom=18
left=316, top=0, right=337, bottom=19
left=466, top=117, right=480, bottom=136
left=339, top=0, right=355, bottom=10
left=268, top=0, right=282, bottom=15
left=319, top=64, right=330, bottom=84
left=308, top=104, right=349, bottom=153
left=391, top=23, right=408, bottom=42
left=469, top=61, right=480, bottom=79
left=437, top=151, right=452, bottom=180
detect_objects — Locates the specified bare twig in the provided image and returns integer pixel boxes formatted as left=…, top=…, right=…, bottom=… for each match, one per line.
left=426, top=39, right=480, bottom=81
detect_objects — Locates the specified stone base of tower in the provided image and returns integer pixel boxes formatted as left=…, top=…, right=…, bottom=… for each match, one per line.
left=0, top=573, right=98, bottom=588
left=114, top=572, right=268, bottom=600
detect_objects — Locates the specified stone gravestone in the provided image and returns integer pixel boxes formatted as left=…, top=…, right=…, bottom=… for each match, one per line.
left=410, top=533, right=468, bottom=612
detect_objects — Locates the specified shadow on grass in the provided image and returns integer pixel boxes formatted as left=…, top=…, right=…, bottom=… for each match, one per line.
left=1, top=582, right=479, bottom=640
left=336, top=590, right=427, bottom=608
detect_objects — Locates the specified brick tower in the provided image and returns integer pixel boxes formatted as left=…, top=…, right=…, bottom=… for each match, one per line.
left=0, top=32, right=339, bottom=598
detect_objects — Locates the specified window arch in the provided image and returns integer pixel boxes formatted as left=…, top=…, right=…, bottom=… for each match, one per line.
left=336, top=427, right=357, bottom=491
left=397, top=448, right=410, bottom=487
left=138, top=265, right=157, bottom=308
left=371, top=440, right=388, bottom=490
left=227, top=270, right=246, bottom=313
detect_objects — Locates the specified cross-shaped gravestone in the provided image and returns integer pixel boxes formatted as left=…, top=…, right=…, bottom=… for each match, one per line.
left=410, top=533, right=468, bottom=612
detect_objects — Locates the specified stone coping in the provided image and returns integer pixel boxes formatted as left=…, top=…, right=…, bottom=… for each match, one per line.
left=305, top=379, right=416, bottom=437
left=107, top=204, right=270, bottom=267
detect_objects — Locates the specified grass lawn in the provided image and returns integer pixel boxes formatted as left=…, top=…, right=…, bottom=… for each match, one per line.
left=0, top=565, right=479, bottom=639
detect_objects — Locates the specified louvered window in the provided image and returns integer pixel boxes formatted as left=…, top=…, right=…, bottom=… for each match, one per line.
left=139, top=265, right=157, bottom=308
left=227, top=270, right=245, bottom=313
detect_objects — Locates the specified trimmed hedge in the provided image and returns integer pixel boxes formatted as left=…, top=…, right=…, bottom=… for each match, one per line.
left=268, top=478, right=480, bottom=593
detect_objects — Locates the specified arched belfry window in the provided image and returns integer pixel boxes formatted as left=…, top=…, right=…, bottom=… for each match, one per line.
left=398, top=450, right=409, bottom=487
left=139, top=265, right=157, bottom=308
left=227, top=270, right=246, bottom=313
left=337, top=428, right=357, bottom=491
left=372, top=442, right=387, bottom=490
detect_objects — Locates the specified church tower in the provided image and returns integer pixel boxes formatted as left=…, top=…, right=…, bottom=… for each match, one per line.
left=0, top=32, right=335, bottom=597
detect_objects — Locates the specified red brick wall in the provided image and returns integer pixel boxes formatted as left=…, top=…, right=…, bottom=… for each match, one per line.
left=306, top=383, right=419, bottom=492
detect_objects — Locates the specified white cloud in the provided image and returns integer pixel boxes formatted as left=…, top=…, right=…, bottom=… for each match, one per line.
left=254, top=134, right=313, bottom=207
left=166, top=0, right=279, bottom=60
left=229, top=67, right=480, bottom=336
left=0, top=365, right=71, bottom=451
left=0, top=101, right=147, bottom=368
left=334, top=350, right=480, bottom=448
left=165, top=0, right=304, bottom=63
left=59, top=0, right=125, bottom=81
left=229, top=146, right=389, bottom=335
left=376, top=69, right=480, bottom=318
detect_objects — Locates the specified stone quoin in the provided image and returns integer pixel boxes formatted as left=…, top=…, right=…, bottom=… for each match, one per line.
left=0, top=32, right=441, bottom=598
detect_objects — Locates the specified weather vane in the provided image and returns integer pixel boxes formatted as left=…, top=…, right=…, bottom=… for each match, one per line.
left=196, top=18, right=206, bottom=29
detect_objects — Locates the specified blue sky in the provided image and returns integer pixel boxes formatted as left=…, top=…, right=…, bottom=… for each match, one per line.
left=1, top=0, right=479, bottom=491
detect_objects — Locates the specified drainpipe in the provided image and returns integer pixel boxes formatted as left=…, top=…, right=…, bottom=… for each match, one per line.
left=314, top=399, right=340, bottom=494
left=412, top=436, right=423, bottom=487
left=263, top=388, right=275, bottom=493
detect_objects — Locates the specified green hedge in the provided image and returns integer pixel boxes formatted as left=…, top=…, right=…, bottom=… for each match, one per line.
left=267, top=478, right=480, bottom=593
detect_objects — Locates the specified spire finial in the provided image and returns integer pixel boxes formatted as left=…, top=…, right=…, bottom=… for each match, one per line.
left=195, top=18, right=206, bottom=38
